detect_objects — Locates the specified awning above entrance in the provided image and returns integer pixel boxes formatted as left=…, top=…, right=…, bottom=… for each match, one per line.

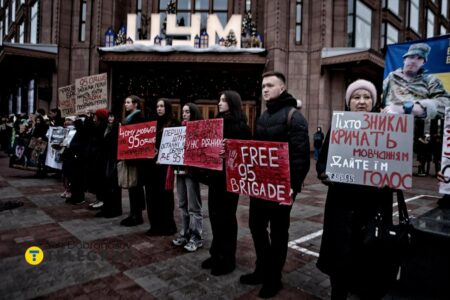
left=0, top=42, right=57, bottom=63
left=98, top=44, right=267, bottom=64
left=0, top=42, right=57, bottom=76
left=320, top=47, right=385, bottom=79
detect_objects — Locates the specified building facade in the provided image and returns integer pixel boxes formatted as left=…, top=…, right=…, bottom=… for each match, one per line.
left=0, top=0, right=449, bottom=137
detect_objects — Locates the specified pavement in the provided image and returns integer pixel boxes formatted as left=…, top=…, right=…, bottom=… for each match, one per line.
left=0, top=151, right=446, bottom=300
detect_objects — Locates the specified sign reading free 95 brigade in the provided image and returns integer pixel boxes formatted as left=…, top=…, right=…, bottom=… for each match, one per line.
left=225, top=139, right=291, bottom=204
left=326, top=111, right=414, bottom=190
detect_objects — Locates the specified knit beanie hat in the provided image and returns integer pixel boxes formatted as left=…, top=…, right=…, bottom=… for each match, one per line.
left=345, top=79, right=377, bottom=108
left=95, top=108, right=110, bottom=121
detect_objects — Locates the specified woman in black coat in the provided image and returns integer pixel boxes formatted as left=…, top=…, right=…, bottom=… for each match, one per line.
left=201, top=90, right=252, bottom=276
left=145, top=98, right=179, bottom=236
left=316, top=80, right=394, bottom=299
left=95, top=110, right=122, bottom=218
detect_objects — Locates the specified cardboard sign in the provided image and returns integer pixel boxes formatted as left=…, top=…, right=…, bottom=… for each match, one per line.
left=75, top=73, right=108, bottom=114
left=440, top=107, right=450, bottom=194
left=326, top=111, right=414, bottom=189
left=58, top=85, right=76, bottom=117
left=225, top=139, right=291, bottom=204
left=184, top=119, right=223, bottom=171
left=157, top=126, right=186, bottom=165
left=117, top=121, right=157, bottom=160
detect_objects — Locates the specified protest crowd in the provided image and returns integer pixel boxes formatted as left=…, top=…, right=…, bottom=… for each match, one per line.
left=1, top=63, right=450, bottom=299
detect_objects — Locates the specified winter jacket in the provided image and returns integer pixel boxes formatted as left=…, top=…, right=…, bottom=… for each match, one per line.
left=255, top=91, right=310, bottom=193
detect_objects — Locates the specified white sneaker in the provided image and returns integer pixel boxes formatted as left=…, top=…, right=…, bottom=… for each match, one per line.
left=184, top=238, right=203, bottom=252
left=91, top=201, right=104, bottom=209
left=172, top=236, right=189, bottom=246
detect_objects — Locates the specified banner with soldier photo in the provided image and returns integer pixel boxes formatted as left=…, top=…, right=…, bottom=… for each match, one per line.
left=9, top=136, right=47, bottom=171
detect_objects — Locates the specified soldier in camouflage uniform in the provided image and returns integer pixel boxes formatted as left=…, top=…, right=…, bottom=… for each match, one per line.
left=382, top=43, right=450, bottom=119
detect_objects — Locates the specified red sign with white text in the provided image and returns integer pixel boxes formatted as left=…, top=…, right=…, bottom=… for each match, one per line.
left=225, top=139, right=291, bottom=204
left=117, top=121, right=157, bottom=160
left=184, top=119, right=224, bottom=171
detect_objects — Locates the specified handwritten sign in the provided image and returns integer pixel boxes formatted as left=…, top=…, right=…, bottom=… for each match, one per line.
left=75, top=73, right=108, bottom=114
left=157, top=126, right=186, bottom=165
left=184, top=119, right=223, bottom=171
left=117, top=121, right=157, bottom=160
left=440, top=107, right=450, bottom=194
left=225, top=139, right=291, bottom=204
left=58, top=84, right=76, bottom=117
left=326, top=111, right=414, bottom=189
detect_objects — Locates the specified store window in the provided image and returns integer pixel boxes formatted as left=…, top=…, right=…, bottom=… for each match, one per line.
left=441, top=25, right=447, bottom=35
left=383, top=0, right=399, bottom=15
left=30, top=1, right=39, bottom=44
left=347, top=0, right=372, bottom=48
left=408, top=0, right=419, bottom=33
left=295, top=0, right=302, bottom=43
left=442, top=0, right=448, bottom=17
left=19, top=21, right=24, bottom=43
left=79, top=0, right=87, bottom=42
left=245, top=0, right=251, bottom=11
left=136, top=0, right=142, bottom=35
left=5, top=7, right=8, bottom=30
left=381, top=22, right=399, bottom=49
left=11, top=0, right=15, bottom=22
left=427, top=9, right=435, bottom=38
left=159, top=0, right=228, bottom=34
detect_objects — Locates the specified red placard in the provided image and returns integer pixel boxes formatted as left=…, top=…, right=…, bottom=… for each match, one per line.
left=184, top=119, right=224, bottom=171
left=117, top=121, right=157, bottom=160
left=225, top=139, right=291, bottom=204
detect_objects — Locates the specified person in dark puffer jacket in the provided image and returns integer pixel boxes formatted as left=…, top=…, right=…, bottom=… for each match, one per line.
left=240, top=71, right=310, bottom=298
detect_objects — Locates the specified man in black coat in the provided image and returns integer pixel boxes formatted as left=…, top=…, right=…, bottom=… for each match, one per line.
left=240, top=71, right=310, bottom=298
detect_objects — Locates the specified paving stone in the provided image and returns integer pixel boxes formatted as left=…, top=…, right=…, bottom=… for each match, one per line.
left=0, top=248, right=118, bottom=299
left=0, top=186, right=23, bottom=199
left=0, top=207, right=54, bottom=231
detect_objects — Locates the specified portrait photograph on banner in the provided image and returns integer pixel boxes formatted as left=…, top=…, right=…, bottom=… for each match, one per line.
left=184, top=118, right=224, bottom=171
left=326, top=111, right=414, bottom=190
left=117, top=121, right=157, bottom=160
left=225, top=139, right=291, bottom=204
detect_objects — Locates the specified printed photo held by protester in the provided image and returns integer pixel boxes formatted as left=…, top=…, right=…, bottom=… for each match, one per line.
left=240, top=71, right=310, bottom=298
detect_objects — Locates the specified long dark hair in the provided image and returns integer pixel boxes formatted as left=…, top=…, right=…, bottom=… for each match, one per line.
left=184, top=102, right=203, bottom=121
left=218, top=90, right=247, bottom=123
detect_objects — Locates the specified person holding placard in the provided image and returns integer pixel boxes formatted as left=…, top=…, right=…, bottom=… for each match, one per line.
left=240, top=71, right=310, bottom=298
left=201, top=90, right=252, bottom=276
left=316, top=79, right=394, bottom=300
left=172, top=103, right=204, bottom=251
left=145, top=99, right=179, bottom=236
left=120, top=95, right=146, bottom=227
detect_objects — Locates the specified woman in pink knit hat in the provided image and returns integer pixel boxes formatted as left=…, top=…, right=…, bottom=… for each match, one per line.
left=316, top=79, right=395, bottom=300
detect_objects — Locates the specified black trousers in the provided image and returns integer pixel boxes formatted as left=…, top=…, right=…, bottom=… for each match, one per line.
left=248, top=196, right=294, bottom=283
left=208, top=179, right=239, bottom=266
left=145, top=164, right=176, bottom=232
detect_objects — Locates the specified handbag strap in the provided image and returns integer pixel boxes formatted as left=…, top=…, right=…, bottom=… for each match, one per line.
left=396, top=190, right=410, bottom=224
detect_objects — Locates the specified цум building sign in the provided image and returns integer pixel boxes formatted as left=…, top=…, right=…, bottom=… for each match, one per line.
left=127, top=14, right=242, bottom=48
